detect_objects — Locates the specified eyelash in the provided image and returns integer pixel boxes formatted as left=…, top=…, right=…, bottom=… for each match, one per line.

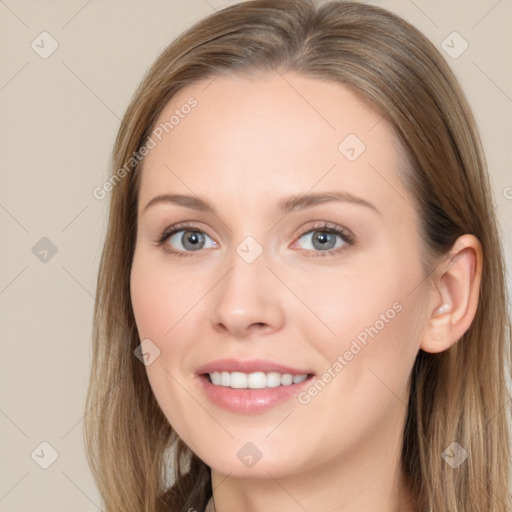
left=155, top=221, right=354, bottom=258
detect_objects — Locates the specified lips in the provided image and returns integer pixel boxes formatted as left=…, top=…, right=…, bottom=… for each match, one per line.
left=195, top=363, right=314, bottom=415
left=194, top=358, right=316, bottom=414
left=195, top=358, right=314, bottom=376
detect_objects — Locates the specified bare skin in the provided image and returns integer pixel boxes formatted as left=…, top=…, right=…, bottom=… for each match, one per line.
left=130, top=70, right=482, bottom=512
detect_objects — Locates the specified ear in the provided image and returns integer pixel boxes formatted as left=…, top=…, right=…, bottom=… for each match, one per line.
left=420, top=234, right=483, bottom=354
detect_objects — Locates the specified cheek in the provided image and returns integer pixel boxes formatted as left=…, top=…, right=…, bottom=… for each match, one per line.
left=130, top=267, right=167, bottom=340
left=130, top=254, right=198, bottom=426
left=305, top=251, right=424, bottom=393
left=130, top=250, right=213, bottom=382
left=130, top=251, right=192, bottom=341
left=299, top=281, right=423, bottom=450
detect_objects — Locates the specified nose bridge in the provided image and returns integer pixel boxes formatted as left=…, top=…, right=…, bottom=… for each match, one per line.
left=209, top=235, right=285, bottom=337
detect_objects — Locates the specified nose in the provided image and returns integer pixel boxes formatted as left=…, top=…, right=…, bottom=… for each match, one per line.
left=209, top=246, right=286, bottom=339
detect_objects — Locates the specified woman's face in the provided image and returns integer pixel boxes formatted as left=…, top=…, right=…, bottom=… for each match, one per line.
left=130, top=71, right=433, bottom=478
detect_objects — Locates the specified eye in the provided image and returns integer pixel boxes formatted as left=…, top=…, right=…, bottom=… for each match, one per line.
left=292, top=222, right=354, bottom=257
left=155, top=221, right=354, bottom=258
left=156, top=223, right=217, bottom=256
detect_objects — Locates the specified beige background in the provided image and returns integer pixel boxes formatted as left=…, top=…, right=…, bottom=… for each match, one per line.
left=1, top=0, right=511, bottom=510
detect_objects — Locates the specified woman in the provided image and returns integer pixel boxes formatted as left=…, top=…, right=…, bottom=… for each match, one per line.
left=84, top=1, right=512, bottom=511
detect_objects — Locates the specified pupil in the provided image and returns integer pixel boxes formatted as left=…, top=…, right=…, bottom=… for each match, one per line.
left=184, top=231, right=203, bottom=250
left=314, top=231, right=335, bottom=250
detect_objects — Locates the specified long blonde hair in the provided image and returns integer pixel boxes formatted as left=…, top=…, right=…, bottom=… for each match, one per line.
left=84, top=1, right=512, bottom=510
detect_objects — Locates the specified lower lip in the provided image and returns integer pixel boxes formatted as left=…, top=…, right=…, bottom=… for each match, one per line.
left=197, top=374, right=314, bottom=414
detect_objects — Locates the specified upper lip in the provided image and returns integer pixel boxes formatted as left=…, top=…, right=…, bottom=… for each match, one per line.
left=196, top=358, right=314, bottom=376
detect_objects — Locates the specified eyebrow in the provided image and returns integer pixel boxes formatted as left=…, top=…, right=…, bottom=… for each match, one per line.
left=142, top=191, right=381, bottom=217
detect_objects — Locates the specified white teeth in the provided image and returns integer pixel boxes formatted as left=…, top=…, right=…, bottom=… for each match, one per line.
left=208, top=371, right=309, bottom=389
left=230, top=372, right=247, bottom=389
left=248, top=372, right=266, bottom=389
left=281, top=373, right=293, bottom=386
left=293, top=374, right=308, bottom=384
left=266, top=372, right=282, bottom=388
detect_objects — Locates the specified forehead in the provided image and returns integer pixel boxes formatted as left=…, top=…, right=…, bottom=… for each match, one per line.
left=146, top=70, right=393, bottom=157
left=138, top=71, right=411, bottom=220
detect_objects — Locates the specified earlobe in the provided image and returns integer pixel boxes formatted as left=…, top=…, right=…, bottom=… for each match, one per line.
left=419, top=234, right=483, bottom=354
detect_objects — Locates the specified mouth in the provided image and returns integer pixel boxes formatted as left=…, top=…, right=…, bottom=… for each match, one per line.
left=195, top=358, right=316, bottom=414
